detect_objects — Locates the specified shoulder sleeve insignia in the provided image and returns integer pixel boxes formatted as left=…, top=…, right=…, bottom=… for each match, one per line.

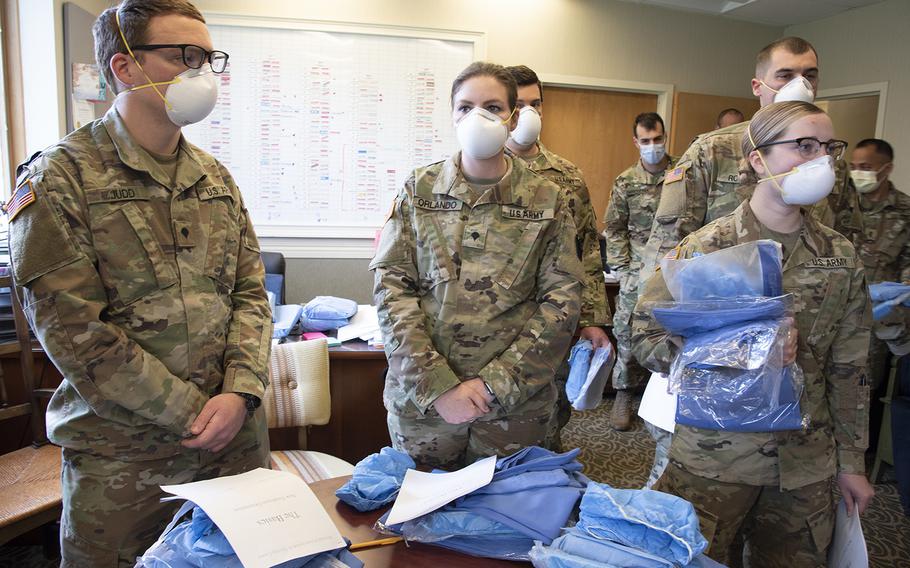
left=664, top=164, right=688, bottom=185
left=2, top=179, right=36, bottom=222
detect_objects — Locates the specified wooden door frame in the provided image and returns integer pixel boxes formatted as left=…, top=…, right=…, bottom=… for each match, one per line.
left=539, top=73, right=675, bottom=131
left=816, top=81, right=888, bottom=139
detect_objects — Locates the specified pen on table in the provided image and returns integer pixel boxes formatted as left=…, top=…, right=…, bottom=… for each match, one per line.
left=349, top=536, right=405, bottom=551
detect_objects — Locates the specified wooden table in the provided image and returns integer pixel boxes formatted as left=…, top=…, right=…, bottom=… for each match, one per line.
left=311, top=476, right=530, bottom=567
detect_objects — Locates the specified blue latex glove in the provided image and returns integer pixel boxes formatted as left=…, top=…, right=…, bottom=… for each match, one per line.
left=869, top=282, right=910, bottom=302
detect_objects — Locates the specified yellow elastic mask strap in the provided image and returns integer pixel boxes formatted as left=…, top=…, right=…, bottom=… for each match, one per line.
left=115, top=10, right=175, bottom=110
left=747, top=125, right=794, bottom=192
left=502, top=106, right=517, bottom=125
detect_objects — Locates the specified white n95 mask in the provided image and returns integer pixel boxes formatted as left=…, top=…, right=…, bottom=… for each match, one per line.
left=759, top=154, right=835, bottom=205
left=455, top=107, right=513, bottom=160
left=762, top=76, right=815, bottom=103
left=851, top=167, right=887, bottom=194
left=510, top=106, right=542, bottom=147
left=639, top=143, right=666, bottom=165
left=123, top=66, right=220, bottom=127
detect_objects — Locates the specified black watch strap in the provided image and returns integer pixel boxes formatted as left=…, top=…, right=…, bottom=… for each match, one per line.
left=237, top=392, right=261, bottom=413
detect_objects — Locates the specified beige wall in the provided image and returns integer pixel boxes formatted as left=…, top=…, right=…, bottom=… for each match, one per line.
left=786, top=0, right=910, bottom=192
left=815, top=96, right=879, bottom=154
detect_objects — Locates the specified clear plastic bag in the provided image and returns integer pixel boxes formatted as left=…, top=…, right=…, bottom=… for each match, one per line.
left=660, top=240, right=783, bottom=301
left=651, top=294, right=805, bottom=432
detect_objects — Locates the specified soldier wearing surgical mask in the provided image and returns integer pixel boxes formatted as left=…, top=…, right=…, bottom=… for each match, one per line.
left=503, top=65, right=611, bottom=450
left=604, top=113, right=677, bottom=431
left=847, top=139, right=910, bottom=438
left=6, top=2, right=272, bottom=565
left=373, top=62, right=583, bottom=469
left=637, top=37, right=861, bottom=290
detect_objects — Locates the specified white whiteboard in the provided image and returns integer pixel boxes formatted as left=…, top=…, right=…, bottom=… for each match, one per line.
left=183, top=16, right=482, bottom=243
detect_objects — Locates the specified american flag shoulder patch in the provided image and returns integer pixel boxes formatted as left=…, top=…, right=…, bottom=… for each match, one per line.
left=3, top=179, right=36, bottom=221
left=664, top=164, right=687, bottom=184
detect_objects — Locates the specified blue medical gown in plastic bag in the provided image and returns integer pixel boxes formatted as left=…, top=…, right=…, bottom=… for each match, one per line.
left=136, top=501, right=363, bottom=568
left=372, top=447, right=589, bottom=561
left=566, top=340, right=616, bottom=411
left=660, top=240, right=783, bottom=301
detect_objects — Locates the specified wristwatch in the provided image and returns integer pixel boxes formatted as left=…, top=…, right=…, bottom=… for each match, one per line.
left=237, top=392, right=261, bottom=416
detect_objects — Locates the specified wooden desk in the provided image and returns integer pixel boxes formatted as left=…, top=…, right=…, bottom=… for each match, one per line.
left=311, top=476, right=530, bottom=567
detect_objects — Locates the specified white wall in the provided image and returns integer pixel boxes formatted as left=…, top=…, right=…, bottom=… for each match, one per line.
left=194, top=0, right=781, bottom=98
left=786, top=0, right=910, bottom=191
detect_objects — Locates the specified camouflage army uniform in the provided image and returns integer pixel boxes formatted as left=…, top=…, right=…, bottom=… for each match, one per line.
left=371, top=153, right=583, bottom=469
left=604, top=157, right=676, bottom=391
left=7, top=108, right=272, bottom=566
left=638, top=120, right=860, bottom=289
left=512, top=142, right=611, bottom=450
left=631, top=200, right=871, bottom=566
left=848, top=183, right=910, bottom=387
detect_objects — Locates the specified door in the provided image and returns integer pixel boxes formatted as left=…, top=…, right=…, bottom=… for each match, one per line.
left=541, top=86, right=658, bottom=232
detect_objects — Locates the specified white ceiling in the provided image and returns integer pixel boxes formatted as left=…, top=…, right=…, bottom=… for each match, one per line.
left=616, top=0, right=885, bottom=27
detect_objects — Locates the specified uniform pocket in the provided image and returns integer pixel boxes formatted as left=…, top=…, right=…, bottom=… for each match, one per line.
left=805, top=502, right=834, bottom=553
left=495, top=222, right=542, bottom=291
left=204, top=197, right=241, bottom=291
left=91, top=202, right=177, bottom=307
left=806, top=271, right=849, bottom=359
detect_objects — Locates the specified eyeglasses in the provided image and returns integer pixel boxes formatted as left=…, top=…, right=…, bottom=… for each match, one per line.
left=130, top=44, right=229, bottom=73
left=755, top=137, right=848, bottom=161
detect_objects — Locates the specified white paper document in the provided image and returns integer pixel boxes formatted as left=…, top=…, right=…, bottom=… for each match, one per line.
left=828, top=498, right=868, bottom=568
left=160, top=468, right=345, bottom=568
left=638, top=372, right=677, bottom=433
left=337, top=304, right=379, bottom=343
left=385, top=455, right=497, bottom=526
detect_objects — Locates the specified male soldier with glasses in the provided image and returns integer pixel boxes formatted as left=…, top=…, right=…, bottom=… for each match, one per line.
left=6, top=1, right=271, bottom=565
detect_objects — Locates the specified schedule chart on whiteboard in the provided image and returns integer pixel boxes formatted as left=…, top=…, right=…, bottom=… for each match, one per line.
left=184, top=24, right=474, bottom=237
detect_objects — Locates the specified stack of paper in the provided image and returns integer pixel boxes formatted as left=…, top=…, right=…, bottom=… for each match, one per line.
left=337, top=305, right=380, bottom=343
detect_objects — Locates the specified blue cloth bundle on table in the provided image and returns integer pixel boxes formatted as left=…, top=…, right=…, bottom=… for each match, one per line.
left=339, top=446, right=589, bottom=561
left=529, top=482, right=723, bottom=568
left=566, top=340, right=616, bottom=411
left=300, top=296, right=358, bottom=332
left=869, top=282, right=910, bottom=320
left=335, top=447, right=415, bottom=512
left=273, top=304, right=303, bottom=339
left=136, top=501, right=363, bottom=568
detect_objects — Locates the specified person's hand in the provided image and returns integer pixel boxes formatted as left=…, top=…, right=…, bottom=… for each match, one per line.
left=181, top=393, right=248, bottom=453
left=432, top=379, right=493, bottom=425
left=579, top=326, right=611, bottom=349
left=838, top=472, right=875, bottom=515
left=781, top=316, right=798, bottom=366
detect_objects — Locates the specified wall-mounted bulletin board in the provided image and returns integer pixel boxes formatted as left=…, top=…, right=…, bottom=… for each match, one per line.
left=183, top=15, right=484, bottom=252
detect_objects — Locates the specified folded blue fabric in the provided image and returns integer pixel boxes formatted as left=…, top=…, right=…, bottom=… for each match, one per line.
left=335, top=447, right=415, bottom=512
left=303, top=296, right=358, bottom=320
left=374, top=447, right=589, bottom=561
left=529, top=530, right=725, bottom=568
left=299, top=315, right=350, bottom=332
left=273, top=304, right=303, bottom=338
left=566, top=341, right=592, bottom=402
left=653, top=296, right=789, bottom=337
left=662, top=240, right=783, bottom=301
left=870, top=282, right=910, bottom=303
left=137, top=502, right=363, bottom=568
left=575, top=483, right=708, bottom=566
left=566, top=341, right=614, bottom=411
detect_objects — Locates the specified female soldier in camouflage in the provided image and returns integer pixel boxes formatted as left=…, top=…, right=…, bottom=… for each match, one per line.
left=631, top=101, right=875, bottom=566
left=370, top=62, right=583, bottom=469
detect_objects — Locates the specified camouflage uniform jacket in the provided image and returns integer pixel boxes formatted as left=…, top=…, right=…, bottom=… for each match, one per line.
left=604, top=156, right=678, bottom=280
left=370, top=153, right=584, bottom=417
left=639, top=120, right=859, bottom=286
left=7, top=108, right=272, bottom=460
left=632, top=200, right=871, bottom=491
left=851, top=183, right=910, bottom=285
left=515, top=142, right=610, bottom=327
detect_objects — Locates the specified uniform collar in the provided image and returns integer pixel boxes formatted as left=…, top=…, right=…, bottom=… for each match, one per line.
left=631, top=156, right=676, bottom=184
left=736, top=199, right=827, bottom=272
left=433, top=152, right=531, bottom=206
left=101, top=107, right=208, bottom=191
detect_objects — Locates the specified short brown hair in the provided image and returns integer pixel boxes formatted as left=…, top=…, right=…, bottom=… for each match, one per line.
left=755, top=36, right=818, bottom=78
left=93, top=0, right=205, bottom=94
left=505, top=65, right=543, bottom=101
left=450, top=62, right=518, bottom=111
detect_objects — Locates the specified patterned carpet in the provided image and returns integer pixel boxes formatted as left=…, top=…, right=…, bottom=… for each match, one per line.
left=2, top=393, right=908, bottom=567
left=562, top=393, right=910, bottom=568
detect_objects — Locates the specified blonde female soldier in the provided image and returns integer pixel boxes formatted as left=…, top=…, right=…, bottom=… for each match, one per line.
left=631, top=101, right=875, bottom=566
left=370, top=62, right=583, bottom=469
